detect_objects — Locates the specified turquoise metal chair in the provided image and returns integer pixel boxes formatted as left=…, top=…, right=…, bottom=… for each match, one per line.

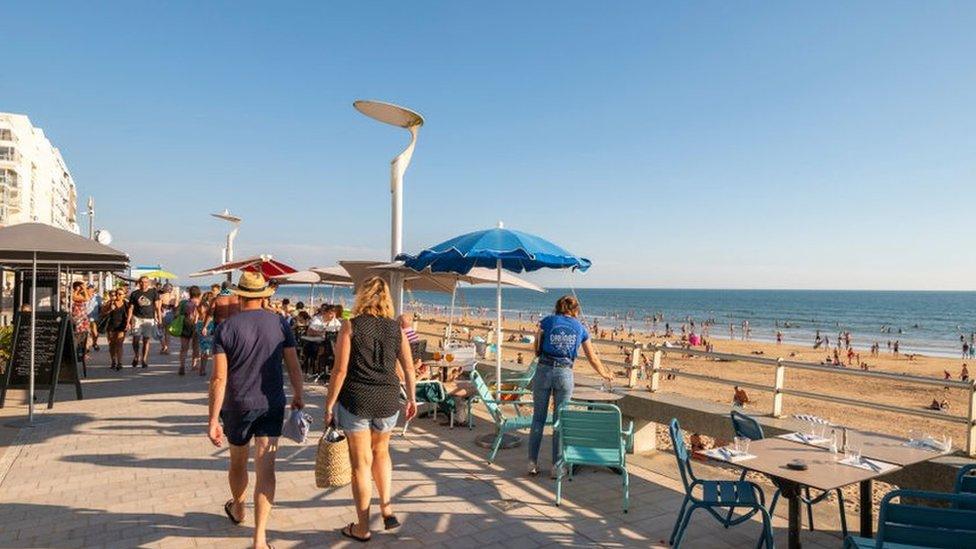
left=553, top=401, right=633, bottom=512
left=954, top=463, right=976, bottom=510
left=668, top=418, right=774, bottom=549
left=402, top=380, right=453, bottom=435
left=727, top=410, right=847, bottom=537
left=468, top=370, right=547, bottom=463
left=844, top=489, right=976, bottom=548
left=467, top=360, right=538, bottom=429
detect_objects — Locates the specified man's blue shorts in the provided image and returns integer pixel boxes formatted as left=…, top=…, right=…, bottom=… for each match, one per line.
left=219, top=408, right=285, bottom=446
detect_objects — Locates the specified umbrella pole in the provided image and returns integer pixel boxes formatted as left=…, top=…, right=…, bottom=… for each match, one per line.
left=495, top=259, right=502, bottom=402
left=446, top=283, right=457, bottom=348
left=28, top=252, right=36, bottom=424
left=476, top=258, right=521, bottom=451
left=309, top=283, right=315, bottom=308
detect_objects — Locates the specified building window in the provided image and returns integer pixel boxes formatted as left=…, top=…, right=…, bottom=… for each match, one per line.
left=0, top=169, right=15, bottom=186
left=0, top=129, right=11, bottom=141
left=0, top=146, right=15, bottom=161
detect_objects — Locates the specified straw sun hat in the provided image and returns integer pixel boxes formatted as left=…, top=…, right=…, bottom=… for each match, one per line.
left=232, top=271, right=275, bottom=298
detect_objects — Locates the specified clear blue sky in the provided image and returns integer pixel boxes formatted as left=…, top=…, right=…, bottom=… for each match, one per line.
left=4, top=2, right=975, bottom=289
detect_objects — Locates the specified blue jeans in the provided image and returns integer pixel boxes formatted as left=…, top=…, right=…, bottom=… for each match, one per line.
left=528, top=364, right=574, bottom=466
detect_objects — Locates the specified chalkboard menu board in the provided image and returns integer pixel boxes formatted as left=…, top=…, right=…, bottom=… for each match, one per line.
left=0, top=311, right=82, bottom=408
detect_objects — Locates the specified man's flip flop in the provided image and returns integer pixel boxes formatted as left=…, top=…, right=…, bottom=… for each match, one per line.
left=341, top=523, right=371, bottom=543
left=223, top=500, right=243, bottom=525
left=382, top=515, right=400, bottom=530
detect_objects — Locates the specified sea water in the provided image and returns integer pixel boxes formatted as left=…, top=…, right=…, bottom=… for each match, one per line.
left=277, top=287, right=976, bottom=358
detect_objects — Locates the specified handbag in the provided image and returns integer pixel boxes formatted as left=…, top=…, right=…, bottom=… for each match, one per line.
left=167, top=301, right=186, bottom=337
left=314, top=424, right=351, bottom=488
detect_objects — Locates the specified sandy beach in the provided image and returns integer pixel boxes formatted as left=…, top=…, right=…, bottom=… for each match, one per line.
left=413, top=312, right=973, bottom=448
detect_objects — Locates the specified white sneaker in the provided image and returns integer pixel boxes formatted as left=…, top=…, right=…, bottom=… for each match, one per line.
left=550, top=464, right=566, bottom=479
left=527, top=461, right=539, bottom=476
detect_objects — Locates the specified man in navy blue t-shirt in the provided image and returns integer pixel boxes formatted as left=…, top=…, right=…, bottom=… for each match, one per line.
left=207, top=272, right=303, bottom=549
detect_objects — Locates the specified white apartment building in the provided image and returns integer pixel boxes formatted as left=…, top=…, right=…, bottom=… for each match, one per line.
left=0, top=113, right=79, bottom=233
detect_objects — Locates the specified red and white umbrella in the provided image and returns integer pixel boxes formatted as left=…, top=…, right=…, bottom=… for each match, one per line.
left=190, top=254, right=297, bottom=279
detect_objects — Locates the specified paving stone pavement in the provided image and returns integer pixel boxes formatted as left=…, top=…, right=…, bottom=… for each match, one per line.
left=0, top=346, right=845, bottom=548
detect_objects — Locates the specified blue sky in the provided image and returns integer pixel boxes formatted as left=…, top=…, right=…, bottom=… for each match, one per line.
left=4, top=2, right=975, bottom=289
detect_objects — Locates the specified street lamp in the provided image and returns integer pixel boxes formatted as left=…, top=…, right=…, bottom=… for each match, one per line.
left=211, top=209, right=242, bottom=282
left=354, top=100, right=424, bottom=315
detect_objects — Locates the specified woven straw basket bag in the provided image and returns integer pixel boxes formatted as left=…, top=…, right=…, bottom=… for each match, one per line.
left=315, top=426, right=352, bottom=488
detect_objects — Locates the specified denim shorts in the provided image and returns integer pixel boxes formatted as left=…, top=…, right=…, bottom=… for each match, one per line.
left=220, top=407, right=285, bottom=446
left=334, top=402, right=399, bottom=433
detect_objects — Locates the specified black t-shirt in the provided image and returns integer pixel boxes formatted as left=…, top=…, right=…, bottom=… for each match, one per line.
left=129, top=289, right=158, bottom=319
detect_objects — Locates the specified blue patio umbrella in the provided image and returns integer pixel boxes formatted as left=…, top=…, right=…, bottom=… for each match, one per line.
left=398, top=223, right=590, bottom=401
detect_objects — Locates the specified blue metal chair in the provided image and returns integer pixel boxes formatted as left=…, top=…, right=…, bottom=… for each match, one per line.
left=667, top=418, right=774, bottom=548
left=553, top=401, right=633, bottom=513
left=727, top=410, right=847, bottom=538
left=954, top=463, right=976, bottom=510
left=844, top=489, right=976, bottom=548
left=468, top=370, right=547, bottom=463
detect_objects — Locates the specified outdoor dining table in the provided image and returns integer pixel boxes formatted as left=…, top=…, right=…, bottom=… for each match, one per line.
left=707, top=436, right=899, bottom=549
left=705, top=429, right=950, bottom=549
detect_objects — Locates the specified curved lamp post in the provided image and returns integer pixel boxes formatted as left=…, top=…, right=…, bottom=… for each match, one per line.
left=211, top=209, right=242, bottom=283
left=354, top=100, right=424, bottom=314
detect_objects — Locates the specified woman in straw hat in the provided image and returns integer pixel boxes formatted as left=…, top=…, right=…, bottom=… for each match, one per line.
left=324, top=276, right=418, bottom=542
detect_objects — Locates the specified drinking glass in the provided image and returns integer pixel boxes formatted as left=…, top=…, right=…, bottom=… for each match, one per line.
left=733, top=436, right=750, bottom=455
left=845, top=443, right=861, bottom=463
left=942, top=434, right=953, bottom=452
left=432, top=351, right=443, bottom=362
left=445, top=353, right=454, bottom=364
left=907, top=429, right=921, bottom=446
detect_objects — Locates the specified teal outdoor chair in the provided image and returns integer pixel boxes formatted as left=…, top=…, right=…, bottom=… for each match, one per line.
left=727, top=410, right=847, bottom=537
left=402, top=380, right=454, bottom=435
left=954, top=463, right=976, bottom=510
left=469, top=370, right=547, bottom=463
left=467, top=360, right=538, bottom=430
left=668, top=418, right=774, bottom=549
left=844, top=489, right=976, bottom=548
left=553, top=401, right=633, bottom=512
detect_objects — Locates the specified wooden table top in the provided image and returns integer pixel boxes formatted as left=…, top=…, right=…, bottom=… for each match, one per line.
left=719, top=437, right=899, bottom=492
left=572, top=388, right=625, bottom=402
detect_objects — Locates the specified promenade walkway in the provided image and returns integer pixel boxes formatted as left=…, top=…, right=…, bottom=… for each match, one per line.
left=0, top=347, right=843, bottom=548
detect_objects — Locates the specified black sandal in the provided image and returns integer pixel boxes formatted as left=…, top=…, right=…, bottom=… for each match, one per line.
left=223, top=500, right=243, bottom=525
left=341, top=523, right=371, bottom=543
left=382, top=514, right=400, bottom=530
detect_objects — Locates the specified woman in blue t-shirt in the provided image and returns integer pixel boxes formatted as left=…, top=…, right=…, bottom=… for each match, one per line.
left=529, top=295, right=613, bottom=477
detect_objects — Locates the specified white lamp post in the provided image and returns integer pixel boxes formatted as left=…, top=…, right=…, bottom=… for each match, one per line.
left=353, top=100, right=424, bottom=315
left=211, top=209, right=242, bottom=282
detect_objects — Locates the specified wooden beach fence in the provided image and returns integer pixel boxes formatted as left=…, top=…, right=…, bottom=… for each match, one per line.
left=416, top=317, right=976, bottom=457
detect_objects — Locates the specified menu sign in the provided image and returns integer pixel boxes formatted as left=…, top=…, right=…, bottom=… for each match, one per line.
left=0, top=311, right=82, bottom=408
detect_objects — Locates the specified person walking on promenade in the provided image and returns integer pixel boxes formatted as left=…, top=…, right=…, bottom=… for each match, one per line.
left=213, top=280, right=241, bottom=326
left=70, top=281, right=93, bottom=356
left=126, top=276, right=162, bottom=368
left=177, top=286, right=202, bottom=376
left=86, top=284, right=102, bottom=352
left=323, top=277, right=418, bottom=542
left=103, top=288, right=129, bottom=370
left=207, top=272, right=304, bottom=549
left=159, top=283, right=177, bottom=354
left=528, top=295, right=613, bottom=478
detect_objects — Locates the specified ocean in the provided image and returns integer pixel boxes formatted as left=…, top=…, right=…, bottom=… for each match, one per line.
left=276, top=287, right=976, bottom=358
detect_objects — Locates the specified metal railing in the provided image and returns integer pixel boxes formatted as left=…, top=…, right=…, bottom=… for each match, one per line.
left=417, top=317, right=976, bottom=456
left=642, top=343, right=976, bottom=456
